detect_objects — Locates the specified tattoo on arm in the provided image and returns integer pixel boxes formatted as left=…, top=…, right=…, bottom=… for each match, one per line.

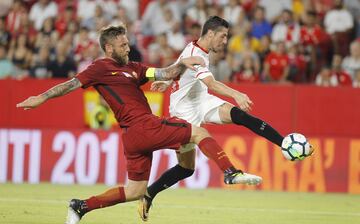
left=154, top=63, right=187, bottom=81
left=40, top=78, right=82, bottom=100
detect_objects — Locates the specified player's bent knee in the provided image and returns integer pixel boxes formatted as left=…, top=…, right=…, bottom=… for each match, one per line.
left=124, top=180, right=148, bottom=201
left=190, top=126, right=211, bottom=144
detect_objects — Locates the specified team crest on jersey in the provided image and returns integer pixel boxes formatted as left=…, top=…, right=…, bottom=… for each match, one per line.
left=132, top=71, right=138, bottom=78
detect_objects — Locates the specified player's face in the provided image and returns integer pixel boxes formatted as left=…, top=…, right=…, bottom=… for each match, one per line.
left=110, top=35, right=130, bottom=65
left=210, top=27, right=228, bottom=53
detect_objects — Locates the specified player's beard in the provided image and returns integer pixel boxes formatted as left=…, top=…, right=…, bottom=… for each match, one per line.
left=112, top=51, right=129, bottom=66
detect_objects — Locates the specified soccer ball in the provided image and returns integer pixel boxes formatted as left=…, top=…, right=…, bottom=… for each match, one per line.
left=281, top=133, right=311, bottom=161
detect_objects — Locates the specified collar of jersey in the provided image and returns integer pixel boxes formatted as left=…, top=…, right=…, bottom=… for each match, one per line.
left=193, top=40, right=209, bottom=54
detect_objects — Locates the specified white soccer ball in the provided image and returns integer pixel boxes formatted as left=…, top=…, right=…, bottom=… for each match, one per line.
left=281, top=133, right=311, bottom=161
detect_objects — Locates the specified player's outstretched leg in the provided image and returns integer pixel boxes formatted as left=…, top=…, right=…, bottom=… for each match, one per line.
left=192, top=127, right=262, bottom=185
left=65, top=184, right=129, bottom=224
left=224, top=105, right=284, bottom=147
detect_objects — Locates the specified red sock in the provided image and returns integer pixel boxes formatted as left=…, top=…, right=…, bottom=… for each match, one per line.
left=85, top=186, right=126, bottom=212
left=198, top=137, right=233, bottom=172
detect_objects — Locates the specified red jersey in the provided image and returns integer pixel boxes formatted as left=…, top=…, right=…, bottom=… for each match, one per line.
left=265, top=52, right=289, bottom=81
left=76, top=58, right=153, bottom=127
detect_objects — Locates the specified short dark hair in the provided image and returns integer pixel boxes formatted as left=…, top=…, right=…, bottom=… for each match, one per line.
left=201, top=16, right=229, bottom=36
left=99, top=25, right=127, bottom=52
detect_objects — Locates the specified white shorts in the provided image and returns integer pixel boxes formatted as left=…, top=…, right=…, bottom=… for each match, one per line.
left=170, top=94, right=226, bottom=127
left=170, top=94, right=226, bottom=153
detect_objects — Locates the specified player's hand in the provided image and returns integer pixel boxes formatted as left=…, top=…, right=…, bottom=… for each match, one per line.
left=234, top=93, right=253, bottom=112
left=151, top=81, right=171, bottom=92
left=180, top=56, right=205, bottom=70
left=16, top=95, right=46, bottom=110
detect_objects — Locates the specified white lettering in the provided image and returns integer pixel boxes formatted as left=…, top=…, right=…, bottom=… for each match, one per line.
left=51, top=131, right=76, bottom=184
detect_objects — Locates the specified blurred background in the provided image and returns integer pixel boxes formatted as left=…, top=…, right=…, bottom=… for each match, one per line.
left=0, top=0, right=360, bottom=194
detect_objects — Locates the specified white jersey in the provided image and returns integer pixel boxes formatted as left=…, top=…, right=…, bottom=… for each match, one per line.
left=169, top=41, right=225, bottom=127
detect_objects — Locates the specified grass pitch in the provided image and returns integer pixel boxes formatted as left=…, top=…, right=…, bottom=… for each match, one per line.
left=0, top=183, right=359, bottom=224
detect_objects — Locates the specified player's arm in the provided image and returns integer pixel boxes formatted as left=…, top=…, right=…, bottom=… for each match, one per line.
left=146, top=56, right=205, bottom=81
left=201, top=76, right=253, bottom=112
left=16, top=78, right=82, bottom=110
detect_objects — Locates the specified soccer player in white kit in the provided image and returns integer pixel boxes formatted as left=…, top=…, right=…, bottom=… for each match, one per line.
left=138, top=16, right=312, bottom=221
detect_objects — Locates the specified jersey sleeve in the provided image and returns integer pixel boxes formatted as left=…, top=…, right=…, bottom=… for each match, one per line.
left=130, top=61, right=149, bottom=86
left=76, top=60, right=103, bottom=88
left=194, top=65, right=213, bottom=80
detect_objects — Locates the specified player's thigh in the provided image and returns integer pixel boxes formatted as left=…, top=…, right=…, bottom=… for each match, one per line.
left=124, top=179, right=148, bottom=201
left=218, top=102, right=235, bottom=124
left=177, top=144, right=196, bottom=170
left=201, top=95, right=230, bottom=124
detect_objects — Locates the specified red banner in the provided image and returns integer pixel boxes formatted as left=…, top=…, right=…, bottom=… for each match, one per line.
left=1, top=128, right=359, bottom=193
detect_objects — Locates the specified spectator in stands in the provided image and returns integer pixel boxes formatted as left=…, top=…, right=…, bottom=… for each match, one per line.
left=29, top=0, right=58, bottom=31
left=7, top=33, right=32, bottom=70
left=0, top=18, right=11, bottom=47
left=0, top=44, right=15, bottom=79
left=315, top=66, right=339, bottom=87
left=251, top=6, right=272, bottom=40
left=29, top=46, right=51, bottom=79
left=148, top=33, right=176, bottom=67
left=258, top=0, right=292, bottom=23
left=353, top=69, right=360, bottom=88
left=55, top=6, right=76, bottom=38
left=331, top=54, right=352, bottom=86
left=100, top=0, right=118, bottom=20
left=82, top=5, right=109, bottom=32
left=231, top=56, right=260, bottom=83
left=48, top=41, right=76, bottom=78
left=344, top=0, right=360, bottom=38
left=223, top=0, right=244, bottom=26
left=15, top=11, right=38, bottom=46
left=6, top=0, right=27, bottom=35
left=167, top=21, right=186, bottom=52
left=185, top=22, right=202, bottom=44
left=0, top=0, right=12, bottom=18
left=185, top=0, right=208, bottom=29
left=118, top=0, right=139, bottom=22
left=271, top=9, right=300, bottom=46
left=257, top=35, right=272, bottom=70
left=287, top=44, right=307, bottom=83
left=342, top=40, right=360, bottom=79
left=308, top=0, right=334, bottom=19
left=324, top=0, right=354, bottom=57
left=263, top=41, right=290, bottom=83
left=141, top=0, right=180, bottom=36
left=73, top=27, right=95, bottom=62
left=77, top=0, right=97, bottom=21
left=300, top=11, right=330, bottom=81
left=40, top=18, right=59, bottom=45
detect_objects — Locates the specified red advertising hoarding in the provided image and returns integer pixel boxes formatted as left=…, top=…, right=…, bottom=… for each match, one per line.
left=1, top=128, right=359, bottom=193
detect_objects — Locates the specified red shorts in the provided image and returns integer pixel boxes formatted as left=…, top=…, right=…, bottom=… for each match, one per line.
left=122, top=116, right=191, bottom=181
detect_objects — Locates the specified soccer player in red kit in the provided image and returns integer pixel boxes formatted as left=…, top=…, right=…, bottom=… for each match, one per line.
left=17, top=25, right=261, bottom=224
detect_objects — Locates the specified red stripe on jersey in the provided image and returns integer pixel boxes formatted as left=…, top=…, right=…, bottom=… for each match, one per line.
left=171, top=81, right=180, bottom=93
left=190, top=46, right=195, bottom=56
left=195, top=71, right=210, bottom=78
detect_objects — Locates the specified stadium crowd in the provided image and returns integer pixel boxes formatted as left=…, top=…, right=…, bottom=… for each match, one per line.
left=0, top=0, right=359, bottom=87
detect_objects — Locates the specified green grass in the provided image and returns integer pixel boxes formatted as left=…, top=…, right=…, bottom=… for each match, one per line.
left=0, top=183, right=359, bottom=224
